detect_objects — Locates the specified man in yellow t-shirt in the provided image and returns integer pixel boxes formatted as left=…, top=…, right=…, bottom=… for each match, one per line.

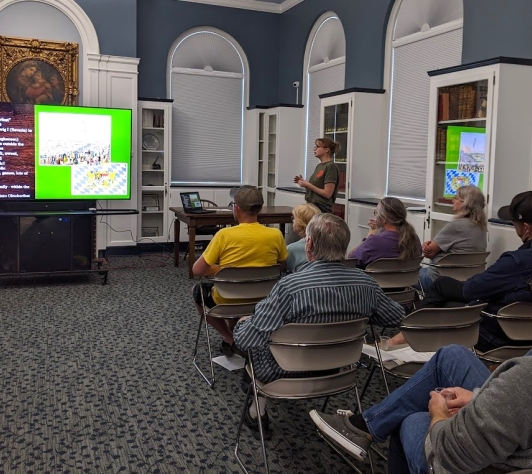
left=192, top=185, right=288, bottom=356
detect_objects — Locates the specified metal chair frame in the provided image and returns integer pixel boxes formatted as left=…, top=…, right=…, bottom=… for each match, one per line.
left=193, top=265, right=281, bottom=388
left=477, top=302, right=532, bottom=364
left=362, top=304, right=486, bottom=399
left=364, top=256, right=423, bottom=307
left=234, top=319, right=372, bottom=474
left=424, top=251, right=490, bottom=281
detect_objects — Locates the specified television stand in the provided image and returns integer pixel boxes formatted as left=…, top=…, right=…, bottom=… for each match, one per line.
left=0, top=208, right=138, bottom=285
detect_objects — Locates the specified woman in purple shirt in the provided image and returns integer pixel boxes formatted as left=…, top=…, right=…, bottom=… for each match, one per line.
left=348, top=197, right=421, bottom=268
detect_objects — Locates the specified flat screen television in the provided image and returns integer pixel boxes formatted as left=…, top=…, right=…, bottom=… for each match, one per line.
left=0, top=102, right=132, bottom=201
left=443, top=125, right=486, bottom=198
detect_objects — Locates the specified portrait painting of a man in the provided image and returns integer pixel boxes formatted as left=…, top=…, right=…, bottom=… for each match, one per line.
left=6, top=60, right=66, bottom=105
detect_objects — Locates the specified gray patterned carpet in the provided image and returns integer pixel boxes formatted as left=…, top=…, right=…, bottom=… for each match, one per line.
left=0, top=253, right=403, bottom=473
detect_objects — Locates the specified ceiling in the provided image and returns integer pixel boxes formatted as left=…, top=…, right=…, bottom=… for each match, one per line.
left=178, top=0, right=301, bottom=13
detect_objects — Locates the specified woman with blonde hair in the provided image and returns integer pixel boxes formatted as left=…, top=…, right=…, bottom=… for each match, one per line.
left=286, top=203, right=321, bottom=272
left=419, top=185, right=487, bottom=291
left=348, top=197, right=421, bottom=268
left=294, top=137, right=340, bottom=213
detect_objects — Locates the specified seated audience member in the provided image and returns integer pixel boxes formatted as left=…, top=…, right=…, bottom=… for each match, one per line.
left=417, top=191, right=532, bottom=351
left=310, top=345, right=532, bottom=474
left=233, top=213, right=405, bottom=439
left=419, top=185, right=487, bottom=292
left=348, top=197, right=421, bottom=268
left=192, top=186, right=288, bottom=356
left=285, top=203, right=321, bottom=272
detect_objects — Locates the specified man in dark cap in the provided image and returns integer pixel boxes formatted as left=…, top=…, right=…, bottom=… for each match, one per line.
left=192, top=186, right=288, bottom=356
left=421, top=190, right=532, bottom=350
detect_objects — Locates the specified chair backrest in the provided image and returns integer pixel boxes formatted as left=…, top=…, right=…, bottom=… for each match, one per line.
left=400, top=303, right=487, bottom=352
left=432, top=252, right=490, bottom=281
left=343, top=258, right=358, bottom=268
left=212, top=265, right=281, bottom=300
left=267, top=318, right=368, bottom=372
left=364, top=256, right=422, bottom=288
left=201, top=199, right=218, bottom=208
left=492, top=302, right=532, bottom=341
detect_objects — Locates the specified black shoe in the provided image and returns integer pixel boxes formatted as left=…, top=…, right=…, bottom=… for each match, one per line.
left=243, top=406, right=272, bottom=441
left=220, top=340, right=234, bottom=357
left=232, top=343, right=248, bottom=359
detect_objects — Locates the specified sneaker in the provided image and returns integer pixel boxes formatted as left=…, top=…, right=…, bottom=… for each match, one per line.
left=243, top=405, right=272, bottom=441
left=309, top=409, right=372, bottom=461
left=219, top=341, right=234, bottom=357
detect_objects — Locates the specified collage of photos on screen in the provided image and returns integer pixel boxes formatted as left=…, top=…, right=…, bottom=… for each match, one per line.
left=39, top=145, right=110, bottom=166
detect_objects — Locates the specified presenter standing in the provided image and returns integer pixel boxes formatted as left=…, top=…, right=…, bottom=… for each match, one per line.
left=294, top=138, right=340, bottom=213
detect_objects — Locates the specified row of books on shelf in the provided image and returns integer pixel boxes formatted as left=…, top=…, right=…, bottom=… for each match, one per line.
left=435, top=128, right=447, bottom=162
left=438, top=83, right=487, bottom=121
left=338, top=171, right=346, bottom=193
left=332, top=203, right=345, bottom=220
left=324, top=111, right=349, bottom=133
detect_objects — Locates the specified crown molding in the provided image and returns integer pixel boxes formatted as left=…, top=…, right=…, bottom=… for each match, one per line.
left=280, top=0, right=304, bottom=13
left=178, top=0, right=304, bottom=14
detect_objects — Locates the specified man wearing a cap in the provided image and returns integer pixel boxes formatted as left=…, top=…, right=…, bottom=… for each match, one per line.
left=421, top=191, right=532, bottom=350
left=192, top=185, right=288, bottom=356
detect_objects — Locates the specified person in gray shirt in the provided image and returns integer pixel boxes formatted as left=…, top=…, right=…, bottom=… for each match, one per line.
left=420, top=185, right=487, bottom=292
left=310, top=344, right=532, bottom=474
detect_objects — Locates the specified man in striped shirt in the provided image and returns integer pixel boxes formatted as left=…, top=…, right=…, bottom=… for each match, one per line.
left=233, top=213, right=405, bottom=439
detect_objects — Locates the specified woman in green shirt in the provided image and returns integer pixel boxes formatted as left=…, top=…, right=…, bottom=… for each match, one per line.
left=294, top=138, right=340, bottom=213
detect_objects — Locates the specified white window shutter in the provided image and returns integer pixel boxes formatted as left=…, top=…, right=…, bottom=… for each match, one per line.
left=387, top=28, right=462, bottom=199
left=171, top=72, right=243, bottom=184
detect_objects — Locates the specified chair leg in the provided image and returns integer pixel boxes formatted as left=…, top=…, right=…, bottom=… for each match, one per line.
left=235, top=385, right=254, bottom=474
left=234, top=360, right=269, bottom=474
left=192, top=312, right=216, bottom=388
left=371, top=325, right=390, bottom=396
left=320, top=396, right=330, bottom=412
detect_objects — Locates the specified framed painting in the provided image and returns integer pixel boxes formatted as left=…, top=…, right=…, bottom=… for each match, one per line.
left=0, top=35, right=78, bottom=105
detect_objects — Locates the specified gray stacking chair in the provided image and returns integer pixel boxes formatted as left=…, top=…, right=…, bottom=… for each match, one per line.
left=362, top=304, right=486, bottom=399
left=193, top=265, right=281, bottom=388
left=425, top=251, right=490, bottom=281
left=364, top=256, right=423, bottom=307
left=343, top=257, right=358, bottom=268
left=235, top=318, right=371, bottom=474
left=476, top=302, right=532, bottom=364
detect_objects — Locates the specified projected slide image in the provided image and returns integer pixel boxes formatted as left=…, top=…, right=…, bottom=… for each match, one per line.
left=71, top=163, right=128, bottom=196
left=444, top=169, right=480, bottom=196
left=38, top=112, right=111, bottom=166
left=458, top=132, right=485, bottom=173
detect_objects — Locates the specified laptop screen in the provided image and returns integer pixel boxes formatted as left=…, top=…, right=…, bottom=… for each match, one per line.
left=180, top=192, right=203, bottom=211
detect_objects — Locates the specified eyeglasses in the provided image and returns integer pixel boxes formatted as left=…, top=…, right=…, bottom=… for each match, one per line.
left=453, top=195, right=464, bottom=202
left=373, top=210, right=377, bottom=216
left=291, top=214, right=295, bottom=221
left=314, top=145, right=327, bottom=149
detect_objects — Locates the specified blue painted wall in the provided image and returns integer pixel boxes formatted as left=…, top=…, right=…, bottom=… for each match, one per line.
left=462, top=0, right=532, bottom=63
left=75, top=0, right=137, bottom=58
left=136, top=0, right=280, bottom=106
left=278, top=0, right=394, bottom=104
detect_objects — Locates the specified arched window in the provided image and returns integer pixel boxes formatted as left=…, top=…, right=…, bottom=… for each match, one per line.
left=303, top=13, right=346, bottom=177
left=168, top=28, right=248, bottom=185
left=386, top=0, right=463, bottom=200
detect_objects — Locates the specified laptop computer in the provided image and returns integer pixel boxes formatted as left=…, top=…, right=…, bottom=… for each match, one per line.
left=180, top=192, right=217, bottom=214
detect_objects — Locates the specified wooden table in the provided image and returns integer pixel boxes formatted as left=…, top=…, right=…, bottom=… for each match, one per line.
left=170, top=206, right=293, bottom=278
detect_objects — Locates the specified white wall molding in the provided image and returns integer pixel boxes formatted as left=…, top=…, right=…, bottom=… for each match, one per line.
left=87, top=54, right=140, bottom=250
left=178, top=0, right=304, bottom=14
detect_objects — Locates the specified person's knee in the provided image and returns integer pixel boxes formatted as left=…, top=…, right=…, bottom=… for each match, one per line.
left=436, top=344, right=475, bottom=364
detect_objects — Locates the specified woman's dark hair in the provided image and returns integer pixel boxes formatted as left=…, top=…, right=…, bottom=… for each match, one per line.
left=376, top=197, right=421, bottom=259
left=315, top=138, right=341, bottom=156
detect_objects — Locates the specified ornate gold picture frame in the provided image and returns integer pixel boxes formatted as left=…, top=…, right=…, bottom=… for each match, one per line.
left=0, top=35, right=78, bottom=105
